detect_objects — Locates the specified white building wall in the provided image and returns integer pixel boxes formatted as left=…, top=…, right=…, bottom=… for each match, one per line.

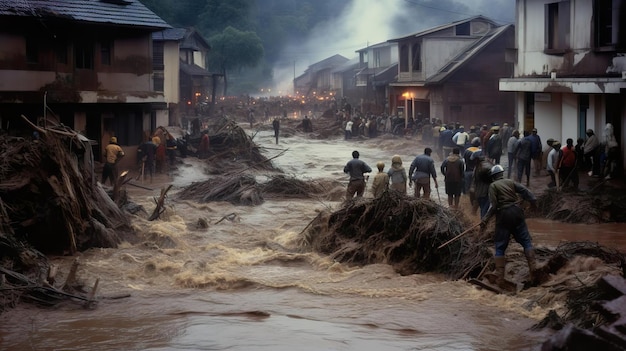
left=515, top=0, right=593, bottom=76
left=163, top=41, right=180, bottom=104
left=587, top=95, right=600, bottom=135
left=534, top=93, right=561, bottom=144
left=561, top=94, right=578, bottom=142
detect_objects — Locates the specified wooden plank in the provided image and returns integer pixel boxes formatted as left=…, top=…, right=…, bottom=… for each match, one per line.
left=468, top=278, right=503, bottom=294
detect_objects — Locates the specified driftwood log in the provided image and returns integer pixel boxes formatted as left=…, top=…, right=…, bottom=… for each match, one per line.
left=148, top=185, right=173, bottom=221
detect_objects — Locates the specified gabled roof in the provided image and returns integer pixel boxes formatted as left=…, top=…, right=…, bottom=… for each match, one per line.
left=331, top=57, right=359, bottom=74
left=180, top=62, right=211, bottom=77
left=426, top=24, right=513, bottom=84
left=0, top=0, right=170, bottom=29
left=153, top=28, right=187, bottom=41
left=355, top=41, right=396, bottom=53
left=306, top=54, right=349, bottom=73
left=180, top=29, right=210, bottom=51
left=388, top=15, right=498, bottom=42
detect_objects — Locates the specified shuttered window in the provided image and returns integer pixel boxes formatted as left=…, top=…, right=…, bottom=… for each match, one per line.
left=544, top=1, right=570, bottom=54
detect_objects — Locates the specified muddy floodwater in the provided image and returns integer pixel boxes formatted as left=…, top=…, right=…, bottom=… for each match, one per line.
left=1, top=125, right=623, bottom=350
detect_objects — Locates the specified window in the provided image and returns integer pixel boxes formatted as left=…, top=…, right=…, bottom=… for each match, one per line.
left=455, top=22, right=470, bottom=36
left=75, top=42, right=94, bottom=69
left=26, top=38, right=38, bottom=63
left=360, top=50, right=368, bottom=65
left=101, top=41, right=112, bottom=65
left=373, top=48, right=381, bottom=68
left=411, top=43, right=421, bottom=71
left=153, top=72, right=164, bottom=92
left=545, top=1, right=571, bottom=54
left=153, top=41, right=164, bottom=70
left=594, top=0, right=626, bottom=50
left=400, top=44, right=409, bottom=72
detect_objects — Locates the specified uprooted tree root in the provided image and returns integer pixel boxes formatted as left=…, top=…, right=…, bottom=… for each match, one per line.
left=537, top=187, right=626, bottom=223
left=301, top=191, right=491, bottom=277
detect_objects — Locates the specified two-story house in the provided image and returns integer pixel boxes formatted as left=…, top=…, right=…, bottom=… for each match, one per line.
left=152, top=28, right=212, bottom=127
left=349, top=41, right=398, bottom=115
left=294, top=54, right=349, bottom=98
left=499, top=0, right=626, bottom=172
left=389, top=16, right=515, bottom=128
left=0, top=0, right=170, bottom=164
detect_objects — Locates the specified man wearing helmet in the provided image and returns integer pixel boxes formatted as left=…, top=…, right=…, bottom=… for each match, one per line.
left=481, top=164, right=540, bottom=290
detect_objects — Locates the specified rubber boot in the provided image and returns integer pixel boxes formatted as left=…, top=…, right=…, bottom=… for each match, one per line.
left=494, top=256, right=507, bottom=289
left=525, top=248, right=546, bottom=286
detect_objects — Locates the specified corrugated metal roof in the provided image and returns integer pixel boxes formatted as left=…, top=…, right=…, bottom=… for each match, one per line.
left=0, top=0, right=170, bottom=29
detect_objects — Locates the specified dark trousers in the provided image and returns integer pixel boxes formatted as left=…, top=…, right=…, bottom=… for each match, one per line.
left=101, top=163, right=117, bottom=186
left=507, top=152, right=515, bottom=178
left=494, top=205, right=532, bottom=256
left=346, top=179, right=366, bottom=198
left=517, top=158, right=531, bottom=184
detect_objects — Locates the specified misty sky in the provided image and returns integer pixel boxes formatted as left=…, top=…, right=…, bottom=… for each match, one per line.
left=271, top=0, right=515, bottom=94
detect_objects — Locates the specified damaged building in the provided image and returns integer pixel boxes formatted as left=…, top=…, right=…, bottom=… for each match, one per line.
left=0, top=0, right=170, bottom=167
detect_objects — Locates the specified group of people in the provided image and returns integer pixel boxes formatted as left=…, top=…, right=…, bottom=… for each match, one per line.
left=343, top=144, right=541, bottom=291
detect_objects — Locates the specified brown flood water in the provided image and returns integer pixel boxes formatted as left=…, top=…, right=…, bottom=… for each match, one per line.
left=529, top=219, right=626, bottom=251
left=1, top=126, right=623, bottom=351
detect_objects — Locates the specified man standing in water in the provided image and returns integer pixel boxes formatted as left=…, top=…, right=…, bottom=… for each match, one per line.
left=272, top=117, right=280, bottom=144
left=343, top=150, right=372, bottom=199
left=408, top=147, right=438, bottom=199
left=481, top=165, right=540, bottom=291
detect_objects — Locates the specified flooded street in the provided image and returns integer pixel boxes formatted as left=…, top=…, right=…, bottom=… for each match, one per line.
left=1, top=125, right=623, bottom=350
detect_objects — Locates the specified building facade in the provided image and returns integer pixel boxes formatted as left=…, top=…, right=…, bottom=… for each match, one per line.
left=0, top=0, right=170, bottom=164
left=499, top=0, right=626, bottom=172
left=389, top=16, right=515, bottom=128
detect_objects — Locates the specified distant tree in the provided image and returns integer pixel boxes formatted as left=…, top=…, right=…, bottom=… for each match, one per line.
left=208, top=26, right=264, bottom=95
left=197, top=0, right=254, bottom=36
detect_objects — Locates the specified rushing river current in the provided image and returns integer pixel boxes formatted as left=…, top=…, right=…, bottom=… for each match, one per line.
left=1, top=124, right=624, bottom=351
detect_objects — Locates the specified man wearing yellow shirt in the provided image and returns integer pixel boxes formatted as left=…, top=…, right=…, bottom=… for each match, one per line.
left=102, top=136, right=125, bottom=186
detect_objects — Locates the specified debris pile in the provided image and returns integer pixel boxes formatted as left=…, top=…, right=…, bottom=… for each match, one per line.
left=540, top=274, right=626, bottom=350
left=537, top=187, right=626, bottom=223
left=177, top=174, right=346, bottom=205
left=301, top=191, right=487, bottom=277
left=187, top=117, right=281, bottom=174
left=261, top=175, right=344, bottom=200
left=1, top=124, right=135, bottom=311
left=0, top=128, right=132, bottom=257
left=177, top=175, right=263, bottom=206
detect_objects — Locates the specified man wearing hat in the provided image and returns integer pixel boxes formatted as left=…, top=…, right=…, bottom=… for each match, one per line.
left=486, top=126, right=503, bottom=165
left=102, top=136, right=125, bottom=186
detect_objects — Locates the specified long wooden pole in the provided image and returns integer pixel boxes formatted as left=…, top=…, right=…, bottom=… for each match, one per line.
left=437, top=222, right=482, bottom=249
